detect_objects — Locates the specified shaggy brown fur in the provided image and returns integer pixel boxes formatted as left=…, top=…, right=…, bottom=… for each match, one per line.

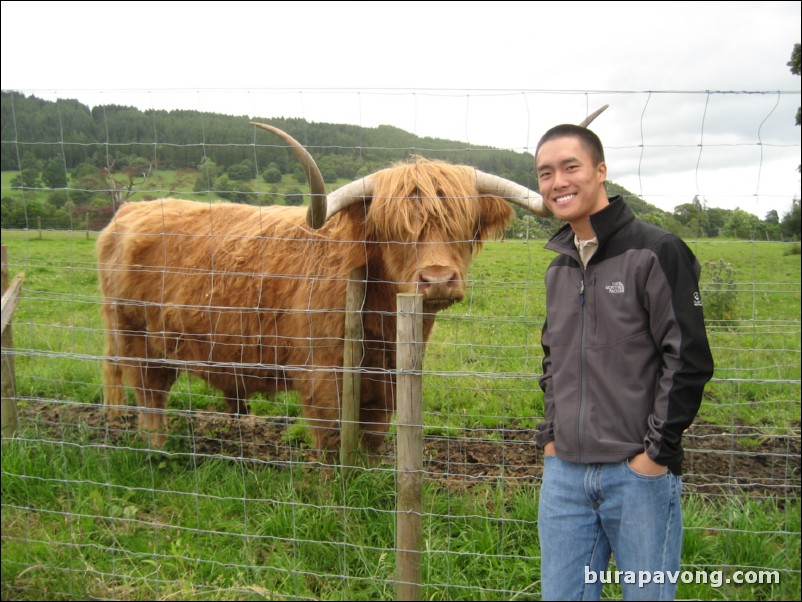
left=97, top=158, right=515, bottom=453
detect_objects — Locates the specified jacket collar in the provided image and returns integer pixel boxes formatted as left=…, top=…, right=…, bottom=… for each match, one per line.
left=547, top=196, right=633, bottom=257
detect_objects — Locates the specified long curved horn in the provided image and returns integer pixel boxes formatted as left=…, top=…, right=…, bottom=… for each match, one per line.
left=474, top=171, right=548, bottom=216
left=323, top=175, right=377, bottom=221
left=250, top=122, right=328, bottom=228
left=325, top=170, right=549, bottom=220
left=579, top=104, right=609, bottom=128
left=308, top=167, right=548, bottom=221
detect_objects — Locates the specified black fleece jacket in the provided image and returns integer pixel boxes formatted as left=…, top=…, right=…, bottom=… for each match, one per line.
left=535, top=196, right=714, bottom=475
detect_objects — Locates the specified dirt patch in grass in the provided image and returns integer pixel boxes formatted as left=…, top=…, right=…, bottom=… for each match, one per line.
left=16, top=401, right=801, bottom=500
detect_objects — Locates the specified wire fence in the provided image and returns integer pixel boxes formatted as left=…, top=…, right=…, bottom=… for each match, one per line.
left=1, top=88, right=800, bottom=600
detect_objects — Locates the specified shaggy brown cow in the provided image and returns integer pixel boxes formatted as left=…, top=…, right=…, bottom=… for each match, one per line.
left=98, top=109, right=606, bottom=454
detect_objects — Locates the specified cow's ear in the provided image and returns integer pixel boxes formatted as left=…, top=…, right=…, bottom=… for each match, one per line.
left=474, top=197, right=516, bottom=241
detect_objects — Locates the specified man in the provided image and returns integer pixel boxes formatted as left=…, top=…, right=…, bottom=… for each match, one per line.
left=534, top=124, right=714, bottom=601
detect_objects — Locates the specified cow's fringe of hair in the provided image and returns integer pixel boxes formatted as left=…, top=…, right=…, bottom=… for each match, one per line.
left=365, top=157, right=512, bottom=247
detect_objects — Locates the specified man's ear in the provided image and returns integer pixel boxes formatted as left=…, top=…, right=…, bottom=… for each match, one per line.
left=597, top=161, right=607, bottom=184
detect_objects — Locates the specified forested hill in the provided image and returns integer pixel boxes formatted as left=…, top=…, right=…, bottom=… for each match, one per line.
left=1, top=90, right=537, bottom=186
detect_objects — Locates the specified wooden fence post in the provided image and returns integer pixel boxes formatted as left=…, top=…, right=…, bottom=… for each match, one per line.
left=395, top=293, right=423, bottom=600
left=2, top=246, right=24, bottom=438
left=341, top=266, right=366, bottom=472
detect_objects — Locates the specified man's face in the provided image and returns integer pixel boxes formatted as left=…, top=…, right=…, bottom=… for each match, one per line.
left=536, top=136, right=608, bottom=230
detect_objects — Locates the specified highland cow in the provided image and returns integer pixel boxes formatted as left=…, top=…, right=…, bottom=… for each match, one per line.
left=98, top=108, right=606, bottom=454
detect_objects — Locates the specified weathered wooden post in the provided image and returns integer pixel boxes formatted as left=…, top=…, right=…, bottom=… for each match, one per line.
left=341, top=266, right=366, bottom=472
left=395, top=293, right=424, bottom=600
left=2, top=246, right=24, bottom=438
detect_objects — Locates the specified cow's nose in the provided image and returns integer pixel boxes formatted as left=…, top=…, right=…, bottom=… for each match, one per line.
left=419, top=266, right=458, bottom=287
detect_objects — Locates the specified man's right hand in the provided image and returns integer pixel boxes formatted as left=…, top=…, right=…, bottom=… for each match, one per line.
left=544, top=442, right=557, bottom=456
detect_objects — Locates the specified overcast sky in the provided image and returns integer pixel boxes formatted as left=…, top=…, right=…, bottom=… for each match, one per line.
left=2, top=0, right=800, bottom=218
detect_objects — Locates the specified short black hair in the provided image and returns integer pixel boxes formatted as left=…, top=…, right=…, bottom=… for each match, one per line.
left=535, top=124, right=605, bottom=166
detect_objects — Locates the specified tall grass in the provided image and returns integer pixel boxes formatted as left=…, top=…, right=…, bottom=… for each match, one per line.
left=1, top=230, right=800, bottom=599
left=3, top=431, right=798, bottom=600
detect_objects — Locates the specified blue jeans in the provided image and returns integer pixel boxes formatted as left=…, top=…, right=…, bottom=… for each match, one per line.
left=538, top=455, right=683, bottom=601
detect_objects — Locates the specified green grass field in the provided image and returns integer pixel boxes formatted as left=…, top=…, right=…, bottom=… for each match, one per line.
left=1, top=229, right=799, bottom=600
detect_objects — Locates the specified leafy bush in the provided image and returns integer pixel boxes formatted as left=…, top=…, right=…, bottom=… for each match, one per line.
left=704, top=259, right=737, bottom=323
left=262, top=166, right=282, bottom=184
left=284, top=188, right=304, bottom=206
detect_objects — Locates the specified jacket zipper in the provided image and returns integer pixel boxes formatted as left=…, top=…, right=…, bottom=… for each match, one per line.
left=578, top=272, right=588, bottom=462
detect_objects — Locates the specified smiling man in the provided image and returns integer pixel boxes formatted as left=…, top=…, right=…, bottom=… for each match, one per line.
left=533, top=124, right=715, bottom=601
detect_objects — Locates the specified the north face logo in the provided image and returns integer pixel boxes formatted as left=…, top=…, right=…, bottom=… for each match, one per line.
left=605, top=281, right=625, bottom=294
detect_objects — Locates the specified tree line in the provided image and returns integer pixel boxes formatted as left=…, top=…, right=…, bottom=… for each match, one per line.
left=1, top=90, right=799, bottom=240
left=1, top=90, right=537, bottom=182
